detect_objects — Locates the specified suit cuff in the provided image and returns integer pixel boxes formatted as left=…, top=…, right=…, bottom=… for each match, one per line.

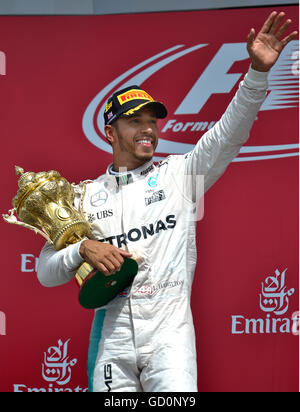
left=244, top=65, right=269, bottom=90
left=64, top=240, right=86, bottom=272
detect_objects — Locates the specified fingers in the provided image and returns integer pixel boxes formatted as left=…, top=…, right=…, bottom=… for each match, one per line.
left=102, top=248, right=133, bottom=276
left=101, top=253, right=124, bottom=276
left=119, top=249, right=133, bottom=258
left=275, top=18, right=291, bottom=38
left=260, top=11, right=298, bottom=41
left=247, top=28, right=255, bottom=48
left=281, top=30, right=298, bottom=47
left=269, top=12, right=285, bottom=35
left=260, top=11, right=277, bottom=34
left=79, top=239, right=132, bottom=276
left=102, top=248, right=132, bottom=276
left=97, top=262, right=114, bottom=276
left=260, top=11, right=287, bottom=35
left=95, top=248, right=127, bottom=276
left=273, top=15, right=298, bottom=45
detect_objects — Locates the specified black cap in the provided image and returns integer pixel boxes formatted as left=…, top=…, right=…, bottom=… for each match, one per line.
left=104, top=85, right=167, bottom=125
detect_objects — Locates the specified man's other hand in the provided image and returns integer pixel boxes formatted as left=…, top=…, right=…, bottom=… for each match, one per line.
left=79, top=239, right=132, bottom=276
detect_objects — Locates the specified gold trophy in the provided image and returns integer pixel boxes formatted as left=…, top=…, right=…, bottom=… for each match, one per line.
left=3, top=166, right=138, bottom=309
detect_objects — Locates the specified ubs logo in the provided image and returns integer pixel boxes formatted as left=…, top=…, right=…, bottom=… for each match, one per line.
left=87, top=209, right=113, bottom=223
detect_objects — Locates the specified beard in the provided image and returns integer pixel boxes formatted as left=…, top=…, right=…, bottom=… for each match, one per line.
left=116, top=129, right=156, bottom=163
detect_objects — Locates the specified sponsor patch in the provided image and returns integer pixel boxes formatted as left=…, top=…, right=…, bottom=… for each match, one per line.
left=117, top=89, right=153, bottom=105
left=145, top=189, right=166, bottom=206
left=137, top=280, right=184, bottom=296
left=105, top=100, right=113, bottom=113
left=104, top=364, right=112, bottom=392
left=90, top=190, right=108, bottom=207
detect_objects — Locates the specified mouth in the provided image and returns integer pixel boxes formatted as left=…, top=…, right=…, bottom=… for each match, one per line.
left=135, top=137, right=154, bottom=147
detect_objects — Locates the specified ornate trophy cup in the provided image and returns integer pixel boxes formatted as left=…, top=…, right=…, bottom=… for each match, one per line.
left=3, top=166, right=138, bottom=309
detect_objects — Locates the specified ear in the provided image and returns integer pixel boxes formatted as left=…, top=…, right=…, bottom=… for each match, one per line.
left=104, top=124, right=116, bottom=145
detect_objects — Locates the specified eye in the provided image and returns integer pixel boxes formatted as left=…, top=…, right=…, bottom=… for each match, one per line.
left=150, top=119, right=158, bottom=127
left=130, top=118, right=139, bottom=124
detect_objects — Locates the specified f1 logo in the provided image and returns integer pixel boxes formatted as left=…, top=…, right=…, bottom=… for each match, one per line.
left=0, top=51, right=6, bottom=75
left=175, top=43, right=248, bottom=114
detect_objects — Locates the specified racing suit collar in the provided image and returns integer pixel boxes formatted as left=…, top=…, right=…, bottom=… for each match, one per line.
left=106, top=160, right=154, bottom=186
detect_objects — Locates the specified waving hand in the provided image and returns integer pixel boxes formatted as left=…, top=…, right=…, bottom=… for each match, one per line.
left=247, top=11, right=298, bottom=72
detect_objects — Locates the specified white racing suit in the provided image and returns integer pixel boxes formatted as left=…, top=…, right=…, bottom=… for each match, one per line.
left=37, top=67, right=268, bottom=392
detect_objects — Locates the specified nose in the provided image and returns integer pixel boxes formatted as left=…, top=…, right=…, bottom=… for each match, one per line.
left=141, top=127, right=153, bottom=135
left=141, top=122, right=154, bottom=134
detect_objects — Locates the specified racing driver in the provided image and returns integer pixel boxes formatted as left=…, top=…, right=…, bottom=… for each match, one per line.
left=37, top=12, right=297, bottom=392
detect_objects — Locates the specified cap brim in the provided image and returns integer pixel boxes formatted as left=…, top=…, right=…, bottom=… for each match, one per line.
left=122, top=101, right=167, bottom=119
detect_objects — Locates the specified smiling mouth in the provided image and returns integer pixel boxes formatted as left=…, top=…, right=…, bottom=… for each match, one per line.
left=136, top=138, right=153, bottom=147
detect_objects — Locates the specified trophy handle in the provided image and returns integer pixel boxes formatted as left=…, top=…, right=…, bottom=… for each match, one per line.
left=2, top=208, right=53, bottom=244
left=75, top=262, right=93, bottom=286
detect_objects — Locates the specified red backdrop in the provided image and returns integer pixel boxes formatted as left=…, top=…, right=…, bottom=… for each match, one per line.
left=0, top=6, right=298, bottom=392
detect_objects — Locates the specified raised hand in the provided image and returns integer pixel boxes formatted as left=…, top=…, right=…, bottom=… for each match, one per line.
left=247, top=11, right=298, bottom=72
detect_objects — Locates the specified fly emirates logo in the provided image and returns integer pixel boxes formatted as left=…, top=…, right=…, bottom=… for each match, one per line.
left=14, top=338, right=88, bottom=392
left=231, top=268, right=299, bottom=335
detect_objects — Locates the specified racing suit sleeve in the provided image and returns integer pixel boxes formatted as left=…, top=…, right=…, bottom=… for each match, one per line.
left=37, top=240, right=85, bottom=287
left=184, top=66, right=269, bottom=195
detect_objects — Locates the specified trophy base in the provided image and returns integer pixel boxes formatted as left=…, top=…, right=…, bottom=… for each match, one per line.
left=77, top=258, right=138, bottom=309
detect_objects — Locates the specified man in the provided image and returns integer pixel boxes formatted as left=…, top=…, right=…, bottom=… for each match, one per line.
left=37, top=12, right=297, bottom=392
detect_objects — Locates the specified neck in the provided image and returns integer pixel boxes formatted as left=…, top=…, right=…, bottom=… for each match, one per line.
left=112, top=158, right=151, bottom=173
left=111, top=159, right=153, bottom=174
